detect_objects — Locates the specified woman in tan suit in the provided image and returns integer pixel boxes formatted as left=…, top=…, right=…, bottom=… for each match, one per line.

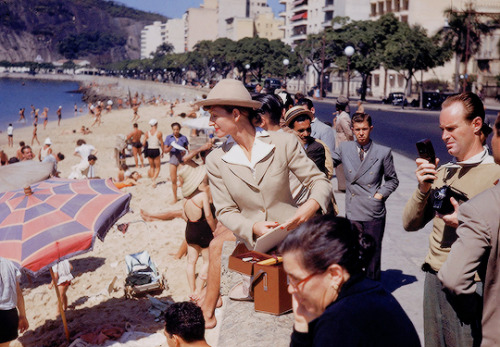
left=199, top=79, right=333, bottom=249
left=195, top=79, right=333, bottom=328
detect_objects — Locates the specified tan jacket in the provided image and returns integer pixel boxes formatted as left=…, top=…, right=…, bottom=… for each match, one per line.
left=206, top=131, right=333, bottom=248
left=335, top=111, right=353, bottom=147
left=438, top=183, right=500, bottom=347
left=403, top=160, right=500, bottom=271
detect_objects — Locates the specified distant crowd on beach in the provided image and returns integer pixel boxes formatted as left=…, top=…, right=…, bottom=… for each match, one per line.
left=3, top=76, right=500, bottom=347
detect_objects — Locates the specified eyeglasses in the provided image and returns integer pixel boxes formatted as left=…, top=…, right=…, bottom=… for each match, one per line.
left=287, top=272, right=320, bottom=290
left=296, top=127, right=312, bottom=134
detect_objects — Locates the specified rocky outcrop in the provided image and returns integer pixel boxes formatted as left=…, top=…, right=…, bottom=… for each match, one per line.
left=0, top=0, right=166, bottom=64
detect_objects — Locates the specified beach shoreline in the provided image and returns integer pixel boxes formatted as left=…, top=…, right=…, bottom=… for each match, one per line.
left=1, top=80, right=219, bottom=346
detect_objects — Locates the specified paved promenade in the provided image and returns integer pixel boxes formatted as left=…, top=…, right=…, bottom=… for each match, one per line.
left=214, top=151, right=431, bottom=346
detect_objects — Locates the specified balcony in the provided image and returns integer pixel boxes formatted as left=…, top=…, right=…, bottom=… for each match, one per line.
left=323, top=4, right=334, bottom=11
left=291, top=19, right=307, bottom=27
left=279, top=11, right=287, bottom=17
left=293, top=4, right=308, bottom=12
left=322, top=20, right=332, bottom=28
left=279, top=0, right=287, bottom=4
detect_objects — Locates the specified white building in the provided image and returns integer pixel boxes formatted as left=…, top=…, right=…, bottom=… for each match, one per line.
left=140, top=19, right=185, bottom=59
left=140, top=21, right=164, bottom=59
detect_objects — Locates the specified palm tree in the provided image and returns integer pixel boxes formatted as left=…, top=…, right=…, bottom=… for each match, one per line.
left=437, top=6, right=491, bottom=92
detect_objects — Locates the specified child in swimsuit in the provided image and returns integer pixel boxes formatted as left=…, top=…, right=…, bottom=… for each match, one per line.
left=179, top=165, right=216, bottom=299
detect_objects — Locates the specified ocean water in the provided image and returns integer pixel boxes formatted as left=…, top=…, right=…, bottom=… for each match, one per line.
left=0, top=78, right=86, bottom=132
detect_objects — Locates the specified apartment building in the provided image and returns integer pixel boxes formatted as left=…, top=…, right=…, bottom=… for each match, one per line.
left=140, top=22, right=164, bottom=59
left=140, top=19, right=185, bottom=58
left=369, top=0, right=500, bottom=98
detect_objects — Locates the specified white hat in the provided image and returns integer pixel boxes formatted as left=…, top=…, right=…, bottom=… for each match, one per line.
left=44, top=137, right=52, bottom=145
left=149, top=118, right=158, bottom=126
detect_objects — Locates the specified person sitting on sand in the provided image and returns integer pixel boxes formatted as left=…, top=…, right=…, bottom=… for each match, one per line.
left=178, top=165, right=216, bottom=299
left=49, top=259, right=73, bottom=312
left=164, top=302, right=209, bottom=347
left=0, top=148, right=8, bottom=166
left=38, top=138, right=53, bottom=162
left=79, top=126, right=92, bottom=135
left=114, top=171, right=142, bottom=189
left=126, top=123, right=144, bottom=168
left=116, top=163, right=131, bottom=182
left=16, top=141, right=25, bottom=161
left=43, top=152, right=65, bottom=177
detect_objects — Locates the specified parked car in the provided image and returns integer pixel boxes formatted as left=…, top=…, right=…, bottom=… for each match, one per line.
left=410, top=92, right=451, bottom=109
left=264, top=78, right=282, bottom=93
left=383, top=92, right=407, bottom=106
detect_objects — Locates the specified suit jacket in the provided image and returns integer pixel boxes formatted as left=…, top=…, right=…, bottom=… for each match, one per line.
left=311, top=118, right=336, bottom=156
left=332, top=141, right=399, bottom=221
left=206, top=131, right=332, bottom=249
left=305, top=138, right=326, bottom=175
left=438, top=183, right=500, bottom=347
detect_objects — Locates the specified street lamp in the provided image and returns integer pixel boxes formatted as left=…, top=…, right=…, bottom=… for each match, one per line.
left=244, top=64, right=250, bottom=83
left=344, top=46, right=355, bottom=98
left=283, top=58, right=289, bottom=86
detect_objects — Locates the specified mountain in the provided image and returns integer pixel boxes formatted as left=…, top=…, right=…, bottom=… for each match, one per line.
left=0, top=0, right=167, bottom=64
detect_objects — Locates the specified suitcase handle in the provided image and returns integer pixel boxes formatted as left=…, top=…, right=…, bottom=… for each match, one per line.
left=250, top=269, right=268, bottom=295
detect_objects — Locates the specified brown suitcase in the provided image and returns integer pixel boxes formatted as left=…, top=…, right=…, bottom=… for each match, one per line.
left=228, top=243, right=272, bottom=275
left=252, top=262, right=292, bottom=315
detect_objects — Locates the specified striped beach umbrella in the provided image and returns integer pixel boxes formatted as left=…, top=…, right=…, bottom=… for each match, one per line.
left=0, top=178, right=131, bottom=275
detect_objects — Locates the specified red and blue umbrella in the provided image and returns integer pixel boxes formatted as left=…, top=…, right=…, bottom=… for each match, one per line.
left=0, top=178, right=131, bottom=275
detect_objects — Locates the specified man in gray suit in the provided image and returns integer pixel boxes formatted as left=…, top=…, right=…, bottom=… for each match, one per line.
left=438, top=113, right=500, bottom=347
left=332, top=112, right=399, bottom=280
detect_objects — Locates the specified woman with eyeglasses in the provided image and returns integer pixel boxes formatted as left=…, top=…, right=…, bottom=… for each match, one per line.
left=280, top=215, right=421, bottom=347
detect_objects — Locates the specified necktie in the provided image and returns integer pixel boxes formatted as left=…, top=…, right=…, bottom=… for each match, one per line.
left=359, top=146, right=365, bottom=161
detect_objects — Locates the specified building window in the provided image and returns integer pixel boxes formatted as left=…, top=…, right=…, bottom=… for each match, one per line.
left=386, top=0, right=392, bottom=12
left=401, top=15, right=408, bottom=23
left=374, top=74, right=380, bottom=87
left=371, top=3, right=377, bottom=16
left=378, top=2, right=384, bottom=15
left=394, top=0, right=400, bottom=11
left=389, top=75, right=395, bottom=87
left=398, top=74, right=404, bottom=87
left=403, top=0, right=409, bottom=10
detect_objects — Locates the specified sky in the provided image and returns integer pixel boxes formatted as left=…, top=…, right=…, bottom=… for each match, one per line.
left=113, top=0, right=283, bottom=18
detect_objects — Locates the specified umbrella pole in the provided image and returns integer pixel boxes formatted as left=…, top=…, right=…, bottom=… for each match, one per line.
left=50, top=268, right=70, bottom=341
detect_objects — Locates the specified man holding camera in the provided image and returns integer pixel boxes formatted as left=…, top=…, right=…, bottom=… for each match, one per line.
left=403, top=93, right=500, bottom=347
left=438, top=113, right=500, bottom=347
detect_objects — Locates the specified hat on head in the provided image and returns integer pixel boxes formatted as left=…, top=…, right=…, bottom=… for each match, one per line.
left=44, top=137, right=52, bottom=145
left=195, top=79, right=262, bottom=111
left=336, top=96, right=349, bottom=107
left=284, top=106, right=313, bottom=127
left=178, top=165, right=207, bottom=198
left=149, top=118, right=158, bottom=126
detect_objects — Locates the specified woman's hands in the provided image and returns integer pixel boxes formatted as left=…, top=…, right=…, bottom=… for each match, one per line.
left=253, top=221, right=279, bottom=238
left=292, top=294, right=318, bottom=333
left=280, top=199, right=320, bottom=231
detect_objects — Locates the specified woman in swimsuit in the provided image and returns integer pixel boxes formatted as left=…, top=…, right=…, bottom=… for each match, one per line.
left=143, top=118, right=163, bottom=187
left=42, top=107, right=48, bottom=130
left=179, top=165, right=216, bottom=299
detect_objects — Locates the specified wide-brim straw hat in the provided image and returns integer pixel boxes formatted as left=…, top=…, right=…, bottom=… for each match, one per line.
left=195, top=79, right=262, bottom=111
left=284, top=106, right=313, bottom=127
left=178, top=164, right=207, bottom=198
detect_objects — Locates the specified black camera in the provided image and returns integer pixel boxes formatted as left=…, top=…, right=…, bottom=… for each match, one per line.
left=431, top=185, right=468, bottom=215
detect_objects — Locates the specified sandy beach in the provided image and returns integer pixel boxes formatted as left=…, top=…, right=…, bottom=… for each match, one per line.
left=0, top=91, right=221, bottom=346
